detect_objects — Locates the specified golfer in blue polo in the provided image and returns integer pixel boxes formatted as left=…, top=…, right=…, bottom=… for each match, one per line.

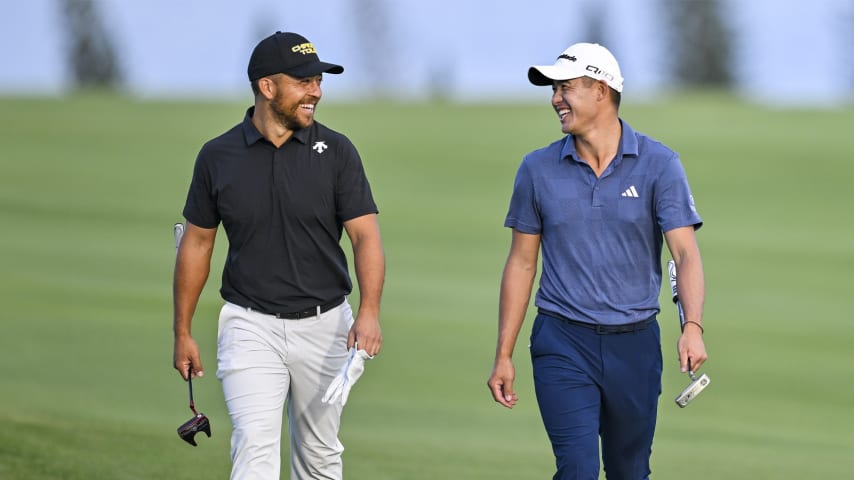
left=487, top=42, right=708, bottom=480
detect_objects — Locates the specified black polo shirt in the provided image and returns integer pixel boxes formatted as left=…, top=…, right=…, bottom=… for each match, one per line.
left=183, top=107, right=378, bottom=314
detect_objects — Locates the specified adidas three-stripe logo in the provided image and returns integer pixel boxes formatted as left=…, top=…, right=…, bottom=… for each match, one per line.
left=621, top=185, right=639, bottom=198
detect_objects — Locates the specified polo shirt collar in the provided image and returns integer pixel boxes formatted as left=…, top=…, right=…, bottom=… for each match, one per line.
left=561, top=118, right=640, bottom=164
left=619, top=119, right=639, bottom=157
left=241, top=106, right=311, bottom=146
left=290, top=124, right=310, bottom=144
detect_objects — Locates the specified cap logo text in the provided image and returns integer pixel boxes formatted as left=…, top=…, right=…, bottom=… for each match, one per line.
left=585, top=65, right=615, bottom=82
left=558, top=54, right=577, bottom=62
left=291, top=43, right=317, bottom=55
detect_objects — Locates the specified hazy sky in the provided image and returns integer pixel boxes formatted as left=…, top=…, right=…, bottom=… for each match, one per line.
left=1, top=0, right=851, bottom=105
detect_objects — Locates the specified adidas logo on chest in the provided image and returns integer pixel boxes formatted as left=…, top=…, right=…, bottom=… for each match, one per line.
left=621, top=185, right=639, bottom=198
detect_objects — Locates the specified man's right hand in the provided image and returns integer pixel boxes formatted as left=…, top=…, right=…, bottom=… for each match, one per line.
left=173, top=335, right=204, bottom=380
left=487, top=358, right=518, bottom=409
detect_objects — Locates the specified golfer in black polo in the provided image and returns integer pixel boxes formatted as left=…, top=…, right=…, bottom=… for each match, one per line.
left=173, top=31, right=385, bottom=479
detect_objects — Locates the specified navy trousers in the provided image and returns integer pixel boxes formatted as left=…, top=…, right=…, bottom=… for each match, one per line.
left=530, top=312, right=662, bottom=480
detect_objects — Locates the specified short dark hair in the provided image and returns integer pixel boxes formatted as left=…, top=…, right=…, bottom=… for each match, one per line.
left=251, top=79, right=261, bottom=96
left=580, top=77, right=621, bottom=109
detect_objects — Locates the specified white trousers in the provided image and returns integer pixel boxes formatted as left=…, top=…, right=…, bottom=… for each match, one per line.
left=216, top=300, right=353, bottom=480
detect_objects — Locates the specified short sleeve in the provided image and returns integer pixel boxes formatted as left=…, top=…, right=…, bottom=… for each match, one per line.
left=335, top=139, right=378, bottom=222
left=656, top=153, right=702, bottom=233
left=504, top=159, right=542, bottom=234
left=182, top=148, right=221, bottom=228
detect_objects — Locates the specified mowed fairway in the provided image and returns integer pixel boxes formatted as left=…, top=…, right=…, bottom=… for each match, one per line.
left=1, top=93, right=852, bottom=479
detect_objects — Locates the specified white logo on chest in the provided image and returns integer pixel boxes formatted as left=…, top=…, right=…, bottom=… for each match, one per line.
left=621, top=185, right=639, bottom=198
left=312, top=141, right=328, bottom=153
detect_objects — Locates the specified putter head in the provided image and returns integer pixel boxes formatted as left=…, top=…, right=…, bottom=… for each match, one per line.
left=675, top=373, right=710, bottom=408
left=177, top=413, right=211, bottom=446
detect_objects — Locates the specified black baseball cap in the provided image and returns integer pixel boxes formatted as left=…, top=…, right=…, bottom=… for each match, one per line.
left=247, top=32, right=343, bottom=81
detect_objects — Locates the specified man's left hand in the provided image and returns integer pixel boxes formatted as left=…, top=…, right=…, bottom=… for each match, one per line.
left=349, top=313, right=382, bottom=357
left=677, top=324, right=707, bottom=373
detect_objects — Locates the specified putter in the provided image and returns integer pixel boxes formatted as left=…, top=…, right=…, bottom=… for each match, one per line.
left=173, top=222, right=212, bottom=445
left=675, top=361, right=711, bottom=408
left=177, top=371, right=211, bottom=446
left=667, top=260, right=711, bottom=407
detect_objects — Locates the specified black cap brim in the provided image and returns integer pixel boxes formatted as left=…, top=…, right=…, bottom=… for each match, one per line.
left=285, top=61, right=344, bottom=78
left=248, top=61, right=344, bottom=81
left=528, top=67, right=560, bottom=86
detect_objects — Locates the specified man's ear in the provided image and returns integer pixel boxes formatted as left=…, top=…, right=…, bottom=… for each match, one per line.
left=596, top=80, right=609, bottom=102
left=257, top=76, right=276, bottom=100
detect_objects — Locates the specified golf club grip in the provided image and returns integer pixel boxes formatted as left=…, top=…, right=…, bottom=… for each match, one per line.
left=174, top=223, right=185, bottom=251
left=667, top=260, right=686, bottom=329
left=667, top=260, right=678, bottom=303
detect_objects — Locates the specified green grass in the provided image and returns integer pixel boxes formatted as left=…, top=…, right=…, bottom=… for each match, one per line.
left=1, top=92, right=852, bottom=479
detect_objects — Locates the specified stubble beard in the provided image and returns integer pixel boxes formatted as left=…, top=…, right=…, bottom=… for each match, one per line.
left=270, top=92, right=313, bottom=131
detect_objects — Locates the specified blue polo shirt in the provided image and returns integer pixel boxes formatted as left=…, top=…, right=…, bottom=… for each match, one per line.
left=505, top=120, right=702, bottom=325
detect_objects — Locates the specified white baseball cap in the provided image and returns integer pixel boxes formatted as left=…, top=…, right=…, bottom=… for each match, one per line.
left=528, top=42, right=624, bottom=93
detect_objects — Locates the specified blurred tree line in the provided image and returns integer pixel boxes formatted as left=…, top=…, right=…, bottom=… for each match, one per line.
left=354, top=0, right=736, bottom=94
left=63, top=0, right=854, bottom=94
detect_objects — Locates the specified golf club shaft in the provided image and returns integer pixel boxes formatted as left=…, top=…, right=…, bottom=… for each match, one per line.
left=188, top=372, right=198, bottom=414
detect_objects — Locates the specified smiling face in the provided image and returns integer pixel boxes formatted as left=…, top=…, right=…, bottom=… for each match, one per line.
left=267, top=73, right=323, bottom=131
left=551, top=77, right=601, bottom=135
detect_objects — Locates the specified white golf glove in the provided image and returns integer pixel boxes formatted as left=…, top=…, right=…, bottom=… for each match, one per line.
left=322, top=347, right=373, bottom=406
